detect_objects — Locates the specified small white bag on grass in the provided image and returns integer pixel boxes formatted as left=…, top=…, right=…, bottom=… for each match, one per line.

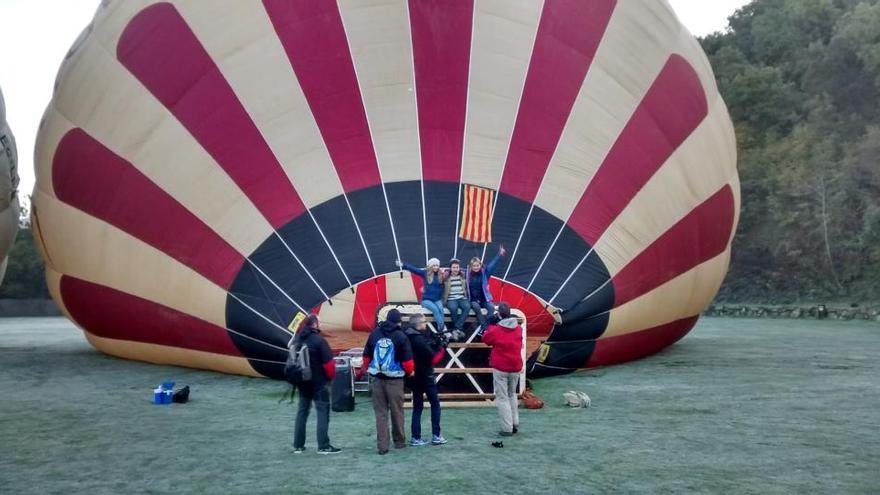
left=563, top=391, right=591, bottom=408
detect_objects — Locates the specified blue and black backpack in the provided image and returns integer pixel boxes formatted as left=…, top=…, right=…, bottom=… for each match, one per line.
left=368, top=336, right=405, bottom=378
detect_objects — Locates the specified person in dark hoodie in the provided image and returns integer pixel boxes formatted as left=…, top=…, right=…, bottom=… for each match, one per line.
left=482, top=303, right=524, bottom=437
left=292, top=314, right=341, bottom=454
left=358, top=309, right=414, bottom=454
left=404, top=313, right=448, bottom=446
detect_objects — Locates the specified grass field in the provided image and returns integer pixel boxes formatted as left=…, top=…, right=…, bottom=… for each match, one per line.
left=1, top=317, right=878, bottom=494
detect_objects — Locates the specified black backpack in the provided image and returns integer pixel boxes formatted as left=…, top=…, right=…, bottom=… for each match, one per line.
left=284, top=341, right=312, bottom=385
left=172, top=385, right=190, bottom=404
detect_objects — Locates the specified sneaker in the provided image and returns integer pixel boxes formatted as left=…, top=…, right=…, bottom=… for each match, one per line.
left=498, top=431, right=514, bottom=437
left=317, top=446, right=342, bottom=455
left=410, top=438, right=428, bottom=447
left=293, top=447, right=306, bottom=454
left=378, top=449, right=388, bottom=455
left=513, top=426, right=518, bottom=435
left=431, top=435, right=448, bottom=445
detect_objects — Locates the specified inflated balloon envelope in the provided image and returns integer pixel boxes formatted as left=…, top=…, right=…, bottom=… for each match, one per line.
left=0, top=86, right=20, bottom=285
left=33, top=0, right=739, bottom=380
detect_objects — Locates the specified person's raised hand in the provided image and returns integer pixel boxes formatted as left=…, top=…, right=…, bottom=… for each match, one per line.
left=499, top=245, right=507, bottom=257
left=394, top=260, right=403, bottom=268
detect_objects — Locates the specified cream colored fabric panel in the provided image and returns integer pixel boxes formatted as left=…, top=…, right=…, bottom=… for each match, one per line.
left=174, top=0, right=346, bottom=207
left=533, top=0, right=683, bottom=220
left=602, top=249, right=730, bottom=339
left=320, top=288, right=357, bottom=332
left=338, top=0, right=421, bottom=183
left=85, top=332, right=262, bottom=377
left=35, top=193, right=228, bottom=329
left=386, top=271, right=418, bottom=301
left=32, top=113, right=75, bottom=201
left=459, top=0, right=543, bottom=188
left=593, top=98, right=737, bottom=276
left=45, top=267, right=72, bottom=321
left=49, top=44, right=271, bottom=256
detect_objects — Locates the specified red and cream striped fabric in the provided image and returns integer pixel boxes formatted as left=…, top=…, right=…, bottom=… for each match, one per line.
left=33, top=0, right=739, bottom=379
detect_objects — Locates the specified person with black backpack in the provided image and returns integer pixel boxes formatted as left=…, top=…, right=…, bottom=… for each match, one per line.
left=287, top=314, right=341, bottom=455
left=357, top=309, right=414, bottom=455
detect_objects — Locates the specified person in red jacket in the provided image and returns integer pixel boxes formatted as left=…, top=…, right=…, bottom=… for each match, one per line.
left=482, top=302, right=523, bottom=437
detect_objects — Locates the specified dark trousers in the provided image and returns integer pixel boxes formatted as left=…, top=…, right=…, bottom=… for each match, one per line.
left=371, top=377, right=406, bottom=451
left=446, top=298, right=470, bottom=330
left=411, top=379, right=441, bottom=439
left=294, top=384, right=330, bottom=449
left=471, top=300, right=496, bottom=328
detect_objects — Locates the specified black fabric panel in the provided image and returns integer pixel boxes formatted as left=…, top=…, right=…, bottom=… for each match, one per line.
left=225, top=292, right=290, bottom=379
left=277, top=214, right=350, bottom=299
left=423, top=181, right=459, bottom=264
left=385, top=181, right=427, bottom=267
left=309, top=195, right=374, bottom=284
left=504, top=207, right=568, bottom=288
left=247, top=235, right=326, bottom=310
left=480, top=194, right=530, bottom=276
left=526, top=341, right=597, bottom=378
left=529, top=228, right=598, bottom=303
left=227, top=263, right=297, bottom=326
left=552, top=253, right=615, bottom=311
left=347, top=187, right=398, bottom=275
left=551, top=311, right=610, bottom=342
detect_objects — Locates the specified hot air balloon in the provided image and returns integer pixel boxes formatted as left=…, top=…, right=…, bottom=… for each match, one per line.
left=0, top=86, right=20, bottom=285
left=33, top=0, right=739, bottom=379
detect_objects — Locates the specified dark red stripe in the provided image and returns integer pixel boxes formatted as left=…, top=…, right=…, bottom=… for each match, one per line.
left=612, top=185, right=735, bottom=307
left=568, top=55, right=709, bottom=244
left=586, top=316, right=699, bottom=367
left=409, top=0, right=473, bottom=182
left=410, top=272, right=424, bottom=301
left=53, top=128, right=244, bottom=289
left=117, top=3, right=305, bottom=228
left=498, top=0, right=616, bottom=203
left=352, top=276, right=386, bottom=332
left=488, top=279, right=555, bottom=336
left=61, top=275, right=243, bottom=357
left=264, top=0, right=381, bottom=193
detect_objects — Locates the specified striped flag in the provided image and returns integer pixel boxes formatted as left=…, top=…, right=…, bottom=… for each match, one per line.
left=459, top=184, right=494, bottom=243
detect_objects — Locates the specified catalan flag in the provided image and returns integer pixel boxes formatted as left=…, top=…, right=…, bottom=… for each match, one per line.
left=459, top=184, right=495, bottom=243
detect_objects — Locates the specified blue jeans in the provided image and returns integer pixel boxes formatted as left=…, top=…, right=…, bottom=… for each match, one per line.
left=421, top=300, right=446, bottom=331
left=471, top=300, right=495, bottom=328
left=411, top=379, right=441, bottom=439
left=294, top=384, right=330, bottom=449
left=446, top=298, right=470, bottom=330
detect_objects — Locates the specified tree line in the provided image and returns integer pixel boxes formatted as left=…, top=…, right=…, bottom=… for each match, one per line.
left=704, top=0, right=880, bottom=302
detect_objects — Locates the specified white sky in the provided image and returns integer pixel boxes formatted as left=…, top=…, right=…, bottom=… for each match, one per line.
left=0, top=0, right=749, bottom=203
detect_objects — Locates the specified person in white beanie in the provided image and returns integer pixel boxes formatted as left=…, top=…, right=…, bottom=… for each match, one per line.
left=396, top=257, right=447, bottom=331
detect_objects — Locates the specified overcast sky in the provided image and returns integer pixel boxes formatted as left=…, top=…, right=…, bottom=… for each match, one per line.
left=0, top=0, right=750, bottom=201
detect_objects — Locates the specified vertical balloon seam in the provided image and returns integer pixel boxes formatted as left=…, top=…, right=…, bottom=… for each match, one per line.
left=452, top=0, right=477, bottom=261
left=262, top=0, right=400, bottom=280
left=483, top=0, right=618, bottom=267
